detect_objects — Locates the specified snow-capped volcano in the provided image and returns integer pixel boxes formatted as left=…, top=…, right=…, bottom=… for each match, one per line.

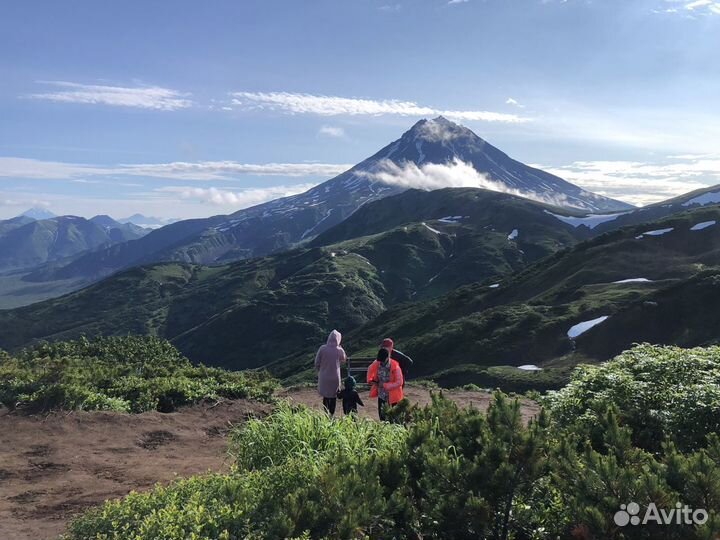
left=220, top=116, right=630, bottom=240
left=45, top=117, right=632, bottom=278
left=365, top=116, right=631, bottom=212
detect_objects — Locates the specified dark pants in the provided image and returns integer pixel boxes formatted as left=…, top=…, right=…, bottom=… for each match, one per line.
left=378, top=398, right=388, bottom=421
left=323, top=397, right=337, bottom=417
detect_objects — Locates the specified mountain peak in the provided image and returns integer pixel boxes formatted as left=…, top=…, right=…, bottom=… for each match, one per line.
left=20, top=207, right=56, bottom=221
left=431, top=115, right=452, bottom=124
left=377, top=118, right=631, bottom=213
left=406, top=116, right=478, bottom=146
left=90, top=215, right=121, bottom=228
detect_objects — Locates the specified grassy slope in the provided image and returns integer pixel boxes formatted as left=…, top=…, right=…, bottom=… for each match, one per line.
left=310, top=205, right=720, bottom=388
left=6, top=191, right=719, bottom=390
left=0, top=189, right=584, bottom=371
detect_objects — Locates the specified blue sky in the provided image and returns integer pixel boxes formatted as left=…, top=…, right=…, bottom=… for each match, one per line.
left=1, top=0, right=719, bottom=219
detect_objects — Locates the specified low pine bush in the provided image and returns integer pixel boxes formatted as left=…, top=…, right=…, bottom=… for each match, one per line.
left=548, top=343, right=720, bottom=451
left=0, top=335, right=277, bottom=412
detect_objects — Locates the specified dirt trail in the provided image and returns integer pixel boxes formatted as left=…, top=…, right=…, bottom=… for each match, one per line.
left=0, top=388, right=539, bottom=540
left=279, top=385, right=541, bottom=423
left=0, top=400, right=272, bottom=540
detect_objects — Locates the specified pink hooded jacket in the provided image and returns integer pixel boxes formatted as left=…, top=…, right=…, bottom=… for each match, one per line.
left=315, top=330, right=347, bottom=398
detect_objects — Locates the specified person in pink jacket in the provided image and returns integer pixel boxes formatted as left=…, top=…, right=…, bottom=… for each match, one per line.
left=314, top=329, right=347, bottom=416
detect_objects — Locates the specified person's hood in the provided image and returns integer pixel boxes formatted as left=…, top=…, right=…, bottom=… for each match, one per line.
left=327, top=329, right=342, bottom=347
left=345, top=376, right=356, bottom=389
left=381, top=338, right=394, bottom=352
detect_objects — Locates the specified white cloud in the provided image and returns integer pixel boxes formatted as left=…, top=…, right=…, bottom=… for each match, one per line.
left=0, top=157, right=121, bottom=179
left=230, top=91, right=530, bottom=123
left=157, top=183, right=319, bottom=207
left=117, top=161, right=350, bottom=180
left=0, top=197, right=52, bottom=209
left=368, top=155, right=720, bottom=208
left=683, top=0, right=720, bottom=13
left=366, top=158, right=572, bottom=207
left=448, top=0, right=469, bottom=4
left=318, top=125, right=346, bottom=138
left=0, top=157, right=352, bottom=181
left=661, top=0, right=720, bottom=14
left=534, top=155, right=720, bottom=206
left=505, top=97, right=525, bottom=108
left=27, top=81, right=193, bottom=110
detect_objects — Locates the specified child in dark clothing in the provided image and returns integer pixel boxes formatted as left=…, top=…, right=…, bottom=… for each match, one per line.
left=337, top=376, right=364, bottom=415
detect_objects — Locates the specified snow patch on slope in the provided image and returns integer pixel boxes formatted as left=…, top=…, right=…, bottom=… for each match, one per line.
left=438, top=216, right=465, bottom=223
left=682, top=191, right=720, bottom=207
left=544, top=210, right=627, bottom=229
left=567, top=316, right=609, bottom=338
left=636, top=227, right=674, bottom=239
left=690, top=220, right=716, bottom=231
left=422, top=222, right=443, bottom=235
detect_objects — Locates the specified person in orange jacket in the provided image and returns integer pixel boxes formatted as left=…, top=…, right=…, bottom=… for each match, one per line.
left=366, top=347, right=404, bottom=421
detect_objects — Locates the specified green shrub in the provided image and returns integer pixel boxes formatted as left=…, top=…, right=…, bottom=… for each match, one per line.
left=0, top=336, right=277, bottom=412
left=548, top=343, right=720, bottom=451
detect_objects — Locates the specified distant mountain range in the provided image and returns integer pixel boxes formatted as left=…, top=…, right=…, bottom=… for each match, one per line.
left=0, top=187, right=591, bottom=360
left=0, top=214, right=148, bottom=271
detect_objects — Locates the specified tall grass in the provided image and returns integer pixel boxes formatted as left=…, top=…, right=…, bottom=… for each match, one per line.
left=229, top=402, right=407, bottom=471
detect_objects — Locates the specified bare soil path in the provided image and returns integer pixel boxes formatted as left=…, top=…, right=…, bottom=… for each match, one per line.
left=279, top=385, right=541, bottom=424
left=0, top=387, right=539, bottom=540
left=0, top=400, right=272, bottom=540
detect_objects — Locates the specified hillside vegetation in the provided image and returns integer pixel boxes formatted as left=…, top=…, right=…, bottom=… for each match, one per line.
left=0, top=336, right=276, bottom=413
left=0, top=188, right=585, bottom=371
left=331, top=204, right=720, bottom=385
left=64, top=344, right=720, bottom=540
left=1, top=192, right=720, bottom=389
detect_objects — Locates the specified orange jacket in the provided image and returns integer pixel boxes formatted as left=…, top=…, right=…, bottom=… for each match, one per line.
left=367, top=359, right=404, bottom=404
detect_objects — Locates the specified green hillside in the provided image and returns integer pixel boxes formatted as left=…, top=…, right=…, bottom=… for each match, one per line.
left=0, top=189, right=584, bottom=371
left=327, top=204, right=720, bottom=388
left=2, top=190, right=720, bottom=390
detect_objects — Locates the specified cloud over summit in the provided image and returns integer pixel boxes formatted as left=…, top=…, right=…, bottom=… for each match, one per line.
left=230, top=91, right=530, bottom=123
